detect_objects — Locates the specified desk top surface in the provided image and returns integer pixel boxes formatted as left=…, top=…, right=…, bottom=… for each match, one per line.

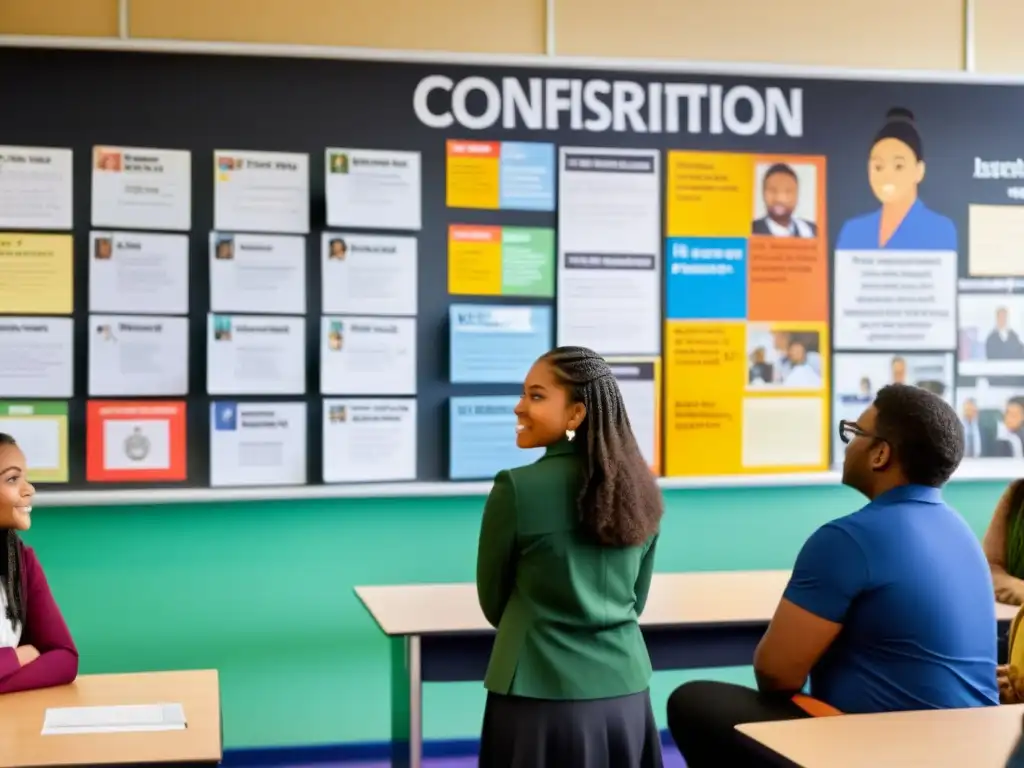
left=355, top=570, right=1020, bottom=636
left=0, top=669, right=222, bottom=768
left=737, top=703, right=1024, bottom=768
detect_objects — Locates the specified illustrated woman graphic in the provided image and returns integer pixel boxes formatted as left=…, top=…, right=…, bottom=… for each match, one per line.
left=836, top=107, right=957, bottom=251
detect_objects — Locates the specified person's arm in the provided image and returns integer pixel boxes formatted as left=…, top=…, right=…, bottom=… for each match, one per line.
left=476, top=470, right=517, bottom=628
left=984, top=482, right=1024, bottom=605
left=634, top=535, right=659, bottom=616
left=0, top=546, right=78, bottom=694
left=753, top=523, right=867, bottom=695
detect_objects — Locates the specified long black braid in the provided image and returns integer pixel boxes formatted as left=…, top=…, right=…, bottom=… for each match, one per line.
left=0, top=433, right=22, bottom=629
left=543, top=347, right=663, bottom=546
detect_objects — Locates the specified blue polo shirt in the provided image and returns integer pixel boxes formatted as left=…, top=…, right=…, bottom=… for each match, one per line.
left=784, top=484, right=998, bottom=714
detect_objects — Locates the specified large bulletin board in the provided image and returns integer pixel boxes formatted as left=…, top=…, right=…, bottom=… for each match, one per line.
left=0, top=44, right=1021, bottom=496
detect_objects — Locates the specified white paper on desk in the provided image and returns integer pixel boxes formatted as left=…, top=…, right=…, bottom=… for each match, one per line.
left=42, top=703, right=186, bottom=735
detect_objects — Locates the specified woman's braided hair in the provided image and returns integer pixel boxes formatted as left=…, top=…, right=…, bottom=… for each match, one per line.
left=0, top=433, right=22, bottom=629
left=543, top=347, right=663, bottom=547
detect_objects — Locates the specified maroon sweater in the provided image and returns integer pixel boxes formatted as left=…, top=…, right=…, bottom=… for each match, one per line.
left=0, top=542, right=78, bottom=694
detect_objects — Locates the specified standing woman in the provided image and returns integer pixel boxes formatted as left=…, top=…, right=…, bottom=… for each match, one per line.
left=476, top=347, right=664, bottom=768
left=983, top=479, right=1024, bottom=605
left=0, top=433, right=78, bottom=694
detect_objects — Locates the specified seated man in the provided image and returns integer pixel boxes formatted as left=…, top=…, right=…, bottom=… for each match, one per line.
left=667, top=384, right=999, bottom=768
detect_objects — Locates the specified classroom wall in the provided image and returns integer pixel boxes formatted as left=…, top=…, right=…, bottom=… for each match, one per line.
left=2, top=0, right=1023, bottom=753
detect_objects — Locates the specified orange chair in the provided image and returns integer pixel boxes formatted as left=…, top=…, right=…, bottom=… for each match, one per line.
left=791, top=693, right=843, bottom=717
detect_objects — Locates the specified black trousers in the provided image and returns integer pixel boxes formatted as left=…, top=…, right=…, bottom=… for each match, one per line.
left=665, top=681, right=809, bottom=767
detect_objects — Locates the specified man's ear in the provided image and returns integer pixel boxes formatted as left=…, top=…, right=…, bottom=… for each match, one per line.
left=869, top=440, right=892, bottom=471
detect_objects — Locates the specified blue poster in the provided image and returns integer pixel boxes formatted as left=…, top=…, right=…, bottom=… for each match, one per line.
left=449, top=396, right=542, bottom=480
left=450, top=303, right=553, bottom=383
left=500, top=142, right=555, bottom=211
left=665, top=236, right=748, bottom=320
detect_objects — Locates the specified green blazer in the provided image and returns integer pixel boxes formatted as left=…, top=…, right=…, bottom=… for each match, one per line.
left=476, top=438, right=659, bottom=700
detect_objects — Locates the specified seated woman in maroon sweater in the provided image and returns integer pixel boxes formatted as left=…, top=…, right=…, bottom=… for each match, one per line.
left=0, top=432, right=77, bottom=694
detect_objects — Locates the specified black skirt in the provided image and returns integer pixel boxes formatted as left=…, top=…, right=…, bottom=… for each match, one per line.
left=478, top=689, right=664, bottom=768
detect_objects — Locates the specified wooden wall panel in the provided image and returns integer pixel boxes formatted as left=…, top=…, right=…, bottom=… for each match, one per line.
left=974, top=0, right=1024, bottom=73
left=556, top=0, right=966, bottom=70
left=128, top=0, right=547, bottom=54
left=0, top=0, right=118, bottom=37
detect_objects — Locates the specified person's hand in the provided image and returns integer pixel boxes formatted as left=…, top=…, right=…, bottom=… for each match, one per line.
left=15, top=645, right=39, bottom=666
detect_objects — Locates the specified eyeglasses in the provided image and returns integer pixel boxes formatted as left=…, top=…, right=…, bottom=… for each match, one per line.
left=838, top=419, right=885, bottom=445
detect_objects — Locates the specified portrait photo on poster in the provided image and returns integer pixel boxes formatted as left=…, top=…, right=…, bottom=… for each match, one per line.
left=956, top=383, right=1024, bottom=460
left=745, top=324, right=823, bottom=390
left=958, top=293, right=1024, bottom=378
left=751, top=161, right=819, bottom=239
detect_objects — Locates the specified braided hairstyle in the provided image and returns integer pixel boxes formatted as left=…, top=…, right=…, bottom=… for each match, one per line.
left=543, top=347, right=663, bottom=547
left=0, top=433, right=22, bottom=629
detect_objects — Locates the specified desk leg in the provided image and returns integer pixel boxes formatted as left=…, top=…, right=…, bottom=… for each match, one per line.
left=390, top=635, right=423, bottom=768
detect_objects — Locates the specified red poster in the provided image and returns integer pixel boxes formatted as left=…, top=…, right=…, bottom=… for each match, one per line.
left=86, top=400, right=187, bottom=483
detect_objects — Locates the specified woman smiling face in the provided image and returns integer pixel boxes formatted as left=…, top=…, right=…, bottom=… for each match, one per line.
left=0, top=440, right=34, bottom=531
left=869, top=137, right=925, bottom=206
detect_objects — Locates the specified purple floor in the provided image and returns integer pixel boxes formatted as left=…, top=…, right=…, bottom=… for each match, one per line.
left=286, top=744, right=686, bottom=767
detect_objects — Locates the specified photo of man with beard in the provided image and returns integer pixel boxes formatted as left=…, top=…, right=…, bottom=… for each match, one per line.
left=752, top=162, right=819, bottom=239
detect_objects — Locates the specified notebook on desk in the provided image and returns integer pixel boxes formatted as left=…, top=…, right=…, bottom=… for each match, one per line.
left=42, top=703, right=186, bottom=735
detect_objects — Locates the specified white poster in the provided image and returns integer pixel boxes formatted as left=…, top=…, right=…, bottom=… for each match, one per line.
left=833, top=250, right=957, bottom=350
left=88, top=231, right=189, bottom=315
left=320, top=316, right=416, bottom=395
left=206, top=314, right=305, bottom=395
left=0, top=146, right=73, bottom=230
left=325, top=148, right=421, bottom=231
left=607, top=358, right=658, bottom=469
left=321, top=232, right=417, bottom=316
left=88, top=315, right=189, bottom=396
left=322, top=398, right=416, bottom=483
left=209, top=232, right=306, bottom=314
left=91, top=146, right=191, bottom=231
left=210, top=401, right=307, bottom=487
left=0, top=317, right=73, bottom=398
left=213, top=150, right=309, bottom=234
left=557, top=148, right=661, bottom=355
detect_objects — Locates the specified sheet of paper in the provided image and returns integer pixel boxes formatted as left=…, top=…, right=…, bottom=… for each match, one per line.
left=42, top=703, right=185, bottom=735
left=214, top=150, right=309, bottom=234
left=209, top=232, right=306, bottom=314
left=0, top=233, right=73, bottom=315
left=85, top=401, right=187, bottom=482
left=321, top=232, right=417, bottom=316
left=607, top=357, right=660, bottom=473
left=89, top=231, right=189, bottom=315
left=449, top=396, right=543, bottom=480
left=557, top=148, right=661, bottom=355
left=88, top=315, right=189, bottom=396
left=0, top=402, right=69, bottom=483
left=210, top=401, right=307, bottom=487
left=320, top=316, right=416, bottom=395
left=445, top=139, right=555, bottom=211
left=0, top=317, right=73, bottom=398
left=91, top=146, right=191, bottom=231
left=449, top=304, right=552, bottom=383
left=206, top=314, right=305, bottom=395
left=325, top=148, right=421, bottom=231
left=0, top=146, right=73, bottom=230
left=322, top=398, right=416, bottom=483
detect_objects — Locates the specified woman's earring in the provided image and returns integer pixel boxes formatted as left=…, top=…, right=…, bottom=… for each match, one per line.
left=565, top=429, right=576, bottom=442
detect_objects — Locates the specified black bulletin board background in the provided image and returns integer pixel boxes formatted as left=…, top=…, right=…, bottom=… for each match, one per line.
left=1, top=46, right=1019, bottom=490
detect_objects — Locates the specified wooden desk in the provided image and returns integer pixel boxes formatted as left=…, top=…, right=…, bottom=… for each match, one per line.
left=0, top=670, right=222, bottom=768
left=356, top=571, right=1018, bottom=768
left=736, top=703, right=1024, bottom=767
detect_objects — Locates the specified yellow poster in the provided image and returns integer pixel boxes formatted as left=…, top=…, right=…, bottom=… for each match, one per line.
left=0, top=233, right=73, bottom=314
left=448, top=225, right=503, bottom=294
left=666, top=151, right=754, bottom=238
left=0, top=401, right=69, bottom=483
left=446, top=140, right=500, bottom=209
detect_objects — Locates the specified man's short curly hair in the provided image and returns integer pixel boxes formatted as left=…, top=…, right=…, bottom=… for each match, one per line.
left=873, top=384, right=964, bottom=487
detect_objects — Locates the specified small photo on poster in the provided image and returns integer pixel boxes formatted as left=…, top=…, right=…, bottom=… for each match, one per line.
left=210, top=401, right=307, bottom=487
left=958, top=294, right=1024, bottom=378
left=956, top=384, right=1024, bottom=460
left=751, top=161, right=819, bottom=239
left=745, top=324, right=823, bottom=390
left=85, top=400, right=187, bottom=482
left=322, top=398, right=416, bottom=483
